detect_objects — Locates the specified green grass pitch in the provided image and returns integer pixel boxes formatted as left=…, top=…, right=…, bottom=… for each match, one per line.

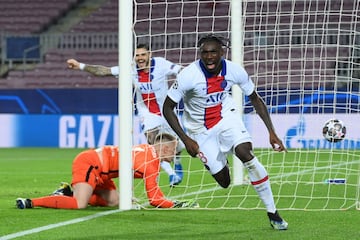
left=0, top=148, right=359, bottom=240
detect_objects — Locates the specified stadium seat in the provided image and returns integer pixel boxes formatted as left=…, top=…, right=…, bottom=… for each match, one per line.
left=0, top=0, right=356, bottom=89
left=0, top=0, right=78, bottom=34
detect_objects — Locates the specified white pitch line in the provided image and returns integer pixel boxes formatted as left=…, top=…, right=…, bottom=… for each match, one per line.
left=0, top=209, right=122, bottom=240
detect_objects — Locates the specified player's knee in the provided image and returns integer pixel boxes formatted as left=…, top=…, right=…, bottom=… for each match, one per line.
left=76, top=200, right=89, bottom=209
left=106, top=200, right=118, bottom=207
left=235, top=142, right=255, bottom=162
left=213, top=166, right=231, bottom=188
left=218, top=178, right=231, bottom=188
left=106, top=194, right=119, bottom=207
left=108, top=198, right=119, bottom=207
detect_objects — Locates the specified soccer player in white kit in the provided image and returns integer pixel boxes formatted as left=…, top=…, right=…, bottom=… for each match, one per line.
left=66, top=44, right=184, bottom=186
left=162, top=34, right=288, bottom=230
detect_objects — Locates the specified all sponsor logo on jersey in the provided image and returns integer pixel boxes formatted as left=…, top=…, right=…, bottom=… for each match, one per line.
left=139, top=82, right=154, bottom=93
left=206, top=91, right=226, bottom=106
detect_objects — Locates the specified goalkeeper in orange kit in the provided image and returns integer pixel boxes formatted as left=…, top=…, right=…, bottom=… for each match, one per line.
left=16, top=133, right=198, bottom=209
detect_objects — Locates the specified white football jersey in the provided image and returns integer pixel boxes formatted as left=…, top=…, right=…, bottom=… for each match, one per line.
left=167, top=59, right=255, bottom=134
left=111, top=57, right=181, bottom=117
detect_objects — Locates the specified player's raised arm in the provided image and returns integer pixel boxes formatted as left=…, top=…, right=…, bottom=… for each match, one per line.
left=66, top=58, right=113, bottom=76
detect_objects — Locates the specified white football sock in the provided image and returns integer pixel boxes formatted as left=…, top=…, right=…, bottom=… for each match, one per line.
left=160, top=161, right=175, bottom=176
left=173, top=154, right=182, bottom=165
left=243, top=157, right=276, bottom=213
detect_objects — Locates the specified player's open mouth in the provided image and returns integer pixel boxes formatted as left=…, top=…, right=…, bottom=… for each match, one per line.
left=206, top=63, right=215, bottom=69
left=137, top=60, right=147, bottom=67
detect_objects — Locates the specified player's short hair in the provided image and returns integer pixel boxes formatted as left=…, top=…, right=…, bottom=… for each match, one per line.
left=197, top=34, right=230, bottom=48
left=153, top=132, right=177, bottom=144
left=136, top=43, right=150, bottom=51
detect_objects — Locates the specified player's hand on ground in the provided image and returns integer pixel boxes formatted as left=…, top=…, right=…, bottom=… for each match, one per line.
left=67, top=59, right=80, bottom=69
left=183, top=137, right=200, bottom=157
left=173, top=199, right=199, bottom=208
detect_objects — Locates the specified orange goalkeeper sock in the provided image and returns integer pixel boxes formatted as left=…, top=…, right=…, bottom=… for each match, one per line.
left=32, top=195, right=78, bottom=209
left=88, top=194, right=108, bottom=206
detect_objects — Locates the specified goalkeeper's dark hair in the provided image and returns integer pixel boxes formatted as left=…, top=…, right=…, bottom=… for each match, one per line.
left=153, top=133, right=177, bottom=144
left=197, top=34, right=230, bottom=48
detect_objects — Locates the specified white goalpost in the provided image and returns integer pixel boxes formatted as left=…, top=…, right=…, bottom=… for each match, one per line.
left=118, top=0, right=133, bottom=210
left=230, top=0, right=245, bottom=185
left=125, top=0, right=360, bottom=211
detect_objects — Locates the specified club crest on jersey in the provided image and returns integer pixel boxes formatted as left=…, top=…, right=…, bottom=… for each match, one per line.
left=206, top=76, right=227, bottom=93
left=220, top=79, right=227, bottom=89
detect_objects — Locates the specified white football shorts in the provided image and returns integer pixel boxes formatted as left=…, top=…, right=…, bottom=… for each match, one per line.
left=141, top=112, right=185, bottom=152
left=190, top=109, right=252, bottom=175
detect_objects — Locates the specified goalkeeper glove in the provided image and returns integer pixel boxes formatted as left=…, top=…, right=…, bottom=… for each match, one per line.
left=173, top=199, right=200, bottom=208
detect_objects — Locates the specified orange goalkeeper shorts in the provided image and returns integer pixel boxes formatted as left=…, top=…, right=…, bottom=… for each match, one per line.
left=71, top=150, right=116, bottom=191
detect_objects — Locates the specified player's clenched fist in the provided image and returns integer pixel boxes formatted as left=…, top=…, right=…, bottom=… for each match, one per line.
left=67, top=59, right=80, bottom=69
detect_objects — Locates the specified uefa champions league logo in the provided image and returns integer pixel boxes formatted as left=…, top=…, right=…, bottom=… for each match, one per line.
left=284, top=116, right=359, bottom=149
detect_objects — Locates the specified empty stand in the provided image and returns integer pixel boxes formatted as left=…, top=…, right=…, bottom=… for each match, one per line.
left=3, top=49, right=118, bottom=88
left=1, top=0, right=357, bottom=89
left=0, top=0, right=79, bottom=34
left=71, top=0, right=118, bottom=33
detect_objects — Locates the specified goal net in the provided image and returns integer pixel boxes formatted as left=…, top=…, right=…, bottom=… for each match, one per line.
left=131, top=0, right=360, bottom=210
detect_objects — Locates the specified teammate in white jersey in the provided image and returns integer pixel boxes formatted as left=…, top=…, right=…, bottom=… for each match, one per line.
left=66, top=44, right=183, bottom=186
left=163, top=34, right=288, bottom=230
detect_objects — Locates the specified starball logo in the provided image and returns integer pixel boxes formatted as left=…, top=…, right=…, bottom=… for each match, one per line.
left=285, top=116, right=360, bottom=149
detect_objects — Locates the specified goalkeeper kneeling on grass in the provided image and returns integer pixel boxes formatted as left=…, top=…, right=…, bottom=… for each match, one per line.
left=16, top=133, right=198, bottom=209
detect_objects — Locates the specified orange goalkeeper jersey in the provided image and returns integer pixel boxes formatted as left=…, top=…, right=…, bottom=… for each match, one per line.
left=98, top=145, right=174, bottom=208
